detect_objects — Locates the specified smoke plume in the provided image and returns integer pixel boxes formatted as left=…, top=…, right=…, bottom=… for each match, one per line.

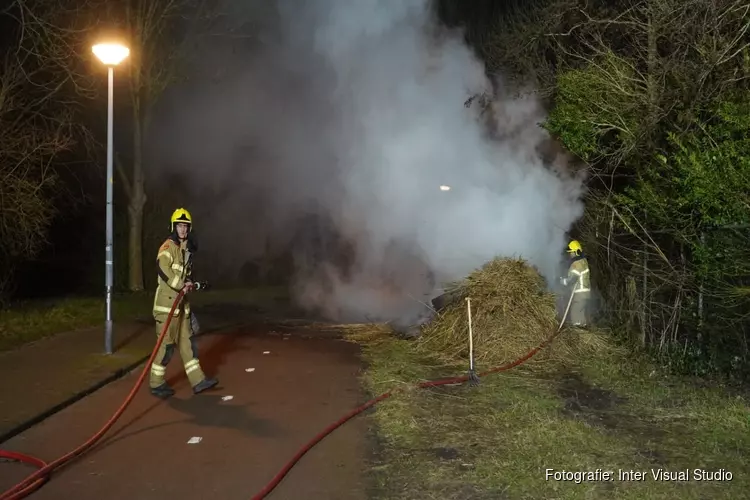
left=147, top=0, right=585, bottom=325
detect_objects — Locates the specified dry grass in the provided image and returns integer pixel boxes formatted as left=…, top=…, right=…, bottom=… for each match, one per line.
left=345, top=258, right=748, bottom=499
left=356, top=332, right=750, bottom=500
left=417, top=258, right=617, bottom=369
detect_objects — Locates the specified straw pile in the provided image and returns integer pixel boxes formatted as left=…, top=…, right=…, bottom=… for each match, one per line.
left=416, top=257, right=611, bottom=368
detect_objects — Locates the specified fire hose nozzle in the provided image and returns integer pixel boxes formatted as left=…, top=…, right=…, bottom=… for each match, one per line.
left=192, top=281, right=210, bottom=291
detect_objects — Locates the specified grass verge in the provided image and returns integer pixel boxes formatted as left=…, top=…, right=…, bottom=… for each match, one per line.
left=0, top=293, right=153, bottom=351
left=354, top=330, right=750, bottom=500
left=0, top=286, right=288, bottom=352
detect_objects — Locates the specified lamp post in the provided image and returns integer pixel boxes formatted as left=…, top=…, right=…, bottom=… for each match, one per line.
left=92, top=42, right=130, bottom=355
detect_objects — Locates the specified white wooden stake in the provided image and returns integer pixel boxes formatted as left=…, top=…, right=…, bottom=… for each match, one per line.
left=466, top=297, right=474, bottom=371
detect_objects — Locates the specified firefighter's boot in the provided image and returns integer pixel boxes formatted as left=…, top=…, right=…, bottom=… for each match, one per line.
left=150, top=383, right=175, bottom=399
left=193, top=377, right=218, bottom=394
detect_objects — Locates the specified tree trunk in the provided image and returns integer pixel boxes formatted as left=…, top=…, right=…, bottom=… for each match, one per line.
left=128, top=61, right=147, bottom=292
left=127, top=197, right=146, bottom=291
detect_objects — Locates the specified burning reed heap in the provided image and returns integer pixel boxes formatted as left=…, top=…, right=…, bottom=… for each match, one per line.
left=416, top=258, right=612, bottom=368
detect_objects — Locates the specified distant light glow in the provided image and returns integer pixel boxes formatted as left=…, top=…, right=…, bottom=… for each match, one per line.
left=439, top=185, right=451, bottom=191
left=92, top=43, right=130, bottom=66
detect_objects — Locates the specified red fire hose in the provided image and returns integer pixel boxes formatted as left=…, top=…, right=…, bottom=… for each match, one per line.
left=249, top=320, right=568, bottom=500
left=0, top=288, right=572, bottom=500
left=0, top=288, right=186, bottom=500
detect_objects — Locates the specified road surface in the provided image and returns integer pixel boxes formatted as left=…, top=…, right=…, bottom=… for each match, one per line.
left=0, top=325, right=370, bottom=500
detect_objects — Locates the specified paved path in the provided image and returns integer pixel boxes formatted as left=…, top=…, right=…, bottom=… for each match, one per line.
left=0, top=321, right=155, bottom=439
left=0, top=326, right=370, bottom=499
left=0, top=302, right=263, bottom=440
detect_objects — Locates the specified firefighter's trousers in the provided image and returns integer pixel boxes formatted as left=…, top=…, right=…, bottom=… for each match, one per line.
left=567, top=291, right=590, bottom=326
left=149, top=308, right=207, bottom=389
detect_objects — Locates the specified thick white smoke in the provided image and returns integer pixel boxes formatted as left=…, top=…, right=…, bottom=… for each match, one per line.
left=147, top=0, right=585, bottom=325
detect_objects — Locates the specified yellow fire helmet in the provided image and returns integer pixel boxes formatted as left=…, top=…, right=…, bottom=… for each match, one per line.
left=170, top=208, right=193, bottom=232
left=567, top=239, right=582, bottom=256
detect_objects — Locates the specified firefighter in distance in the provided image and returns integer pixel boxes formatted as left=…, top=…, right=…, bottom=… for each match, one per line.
left=560, top=239, right=591, bottom=327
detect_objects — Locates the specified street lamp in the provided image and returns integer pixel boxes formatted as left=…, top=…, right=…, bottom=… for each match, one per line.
left=92, top=42, right=130, bottom=355
left=439, top=185, right=451, bottom=191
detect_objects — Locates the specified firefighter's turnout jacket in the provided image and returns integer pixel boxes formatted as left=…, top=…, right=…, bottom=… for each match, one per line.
left=564, top=254, right=591, bottom=326
left=153, top=236, right=193, bottom=320
left=566, top=255, right=591, bottom=294
left=149, top=235, right=209, bottom=390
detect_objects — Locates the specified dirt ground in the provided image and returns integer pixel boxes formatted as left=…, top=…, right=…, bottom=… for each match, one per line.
left=0, top=326, right=371, bottom=500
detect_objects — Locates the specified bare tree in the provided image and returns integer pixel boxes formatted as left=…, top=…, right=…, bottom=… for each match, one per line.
left=112, top=0, right=218, bottom=291
left=561, top=0, right=750, bottom=361
left=489, top=0, right=750, bottom=164
left=0, top=1, right=94, bottom=295
left=11, top=0, right=220, bottom=292
left=482, top=0, right=750, bottom=370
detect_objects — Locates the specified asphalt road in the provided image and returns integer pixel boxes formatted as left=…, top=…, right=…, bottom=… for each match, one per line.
left=0, top=326, right=371, bottom=500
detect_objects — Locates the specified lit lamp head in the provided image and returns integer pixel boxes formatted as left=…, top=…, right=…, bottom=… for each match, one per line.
left=439, top=185, right=451, bottom=192
left=92, top=43, right=130, bottom=66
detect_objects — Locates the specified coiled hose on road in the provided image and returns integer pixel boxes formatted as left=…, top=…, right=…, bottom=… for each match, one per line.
left=0, top=287, right=576, bottom=500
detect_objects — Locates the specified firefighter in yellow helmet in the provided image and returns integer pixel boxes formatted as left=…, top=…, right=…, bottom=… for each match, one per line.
left=149, top=208, right=218, bottom=398
left=560, top=240, right=591, bottom=327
